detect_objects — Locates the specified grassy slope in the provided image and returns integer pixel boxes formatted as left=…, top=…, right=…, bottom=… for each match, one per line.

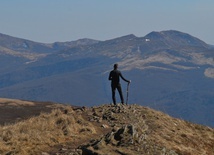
left=0, top=100, right=213, bottom=155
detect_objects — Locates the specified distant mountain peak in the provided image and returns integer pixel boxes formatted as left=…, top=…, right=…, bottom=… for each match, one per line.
left=145, top=30, right=191, bottom=37
left=144, top=31, right=163, bottom=39
left=144, top=30, right=208, bottom=48
left=52, top=38, right=99, bottom=50
left=111, top=34, right=137, bottom=41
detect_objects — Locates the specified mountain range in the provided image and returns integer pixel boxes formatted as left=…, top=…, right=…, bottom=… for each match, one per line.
left=0, top=30, right=214, bottom=127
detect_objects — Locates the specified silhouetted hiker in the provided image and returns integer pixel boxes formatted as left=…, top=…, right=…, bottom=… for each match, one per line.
left=108, top=64, right=131, bottom=105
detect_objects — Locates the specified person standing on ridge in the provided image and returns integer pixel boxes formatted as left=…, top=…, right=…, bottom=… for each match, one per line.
left=108, top=63, right=131, bottom=105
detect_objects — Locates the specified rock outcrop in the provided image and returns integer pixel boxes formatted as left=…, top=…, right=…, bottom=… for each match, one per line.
left=0, top=102, right=213, bottom=155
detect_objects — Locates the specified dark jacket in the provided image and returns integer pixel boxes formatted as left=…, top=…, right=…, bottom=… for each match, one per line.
left=108, top=69, right=129, bottom=86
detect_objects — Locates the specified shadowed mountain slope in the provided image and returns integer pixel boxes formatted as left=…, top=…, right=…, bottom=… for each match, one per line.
left=0, top=30, right=214, bottom=127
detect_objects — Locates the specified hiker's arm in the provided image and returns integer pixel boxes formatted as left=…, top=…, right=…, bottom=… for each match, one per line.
left=120, top=72, right=130, bottom=83
left=108, top=72, right=112, bottom=81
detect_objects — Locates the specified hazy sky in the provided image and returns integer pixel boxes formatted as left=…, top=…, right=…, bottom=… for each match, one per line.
left=0, top=0, right=214, bottom=44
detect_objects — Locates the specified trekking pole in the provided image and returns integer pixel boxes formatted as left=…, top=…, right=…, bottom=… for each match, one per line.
left=126, top=82, right=130, bottom=105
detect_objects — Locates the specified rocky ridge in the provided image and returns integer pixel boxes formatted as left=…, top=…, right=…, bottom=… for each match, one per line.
left=0, top=100, right=213, bottom=155
left=77, top=104, right=214, bottom=155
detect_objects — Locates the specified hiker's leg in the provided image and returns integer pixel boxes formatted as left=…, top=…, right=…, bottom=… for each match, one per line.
left=111, top=85, right=116, bottom=105
left=117, top=84, right=124, bottom=104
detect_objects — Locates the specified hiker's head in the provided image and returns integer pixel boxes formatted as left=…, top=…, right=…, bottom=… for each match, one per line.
left=114, top=63, right=118, bottom=69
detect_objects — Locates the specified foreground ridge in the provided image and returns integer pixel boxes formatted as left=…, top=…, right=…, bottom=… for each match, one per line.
left=0, top=102, right=213, bottom=155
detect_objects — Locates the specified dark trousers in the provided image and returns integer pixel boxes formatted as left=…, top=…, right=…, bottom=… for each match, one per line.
left=111, top=83, right=124, bottom=105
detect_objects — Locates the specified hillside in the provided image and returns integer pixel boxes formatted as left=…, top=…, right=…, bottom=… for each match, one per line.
left=0, top=99, right=213, bottom=155
left=0, top=32, right=99, bottom=71
left=0, top=98, right=61, bottom=125
left=0, top=30, right=214, bottom=127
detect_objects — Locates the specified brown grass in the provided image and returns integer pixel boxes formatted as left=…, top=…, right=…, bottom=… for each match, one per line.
left=0, top=98, right=35, bottom=106
left=81, top=104, right=214, bottom=155
left=0, top=106, right=96, bottom=155
left=0, top=103, right=213, bottom=155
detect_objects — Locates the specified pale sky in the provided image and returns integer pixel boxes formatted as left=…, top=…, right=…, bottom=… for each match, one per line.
left=0, top=0, right=214, bottom=44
